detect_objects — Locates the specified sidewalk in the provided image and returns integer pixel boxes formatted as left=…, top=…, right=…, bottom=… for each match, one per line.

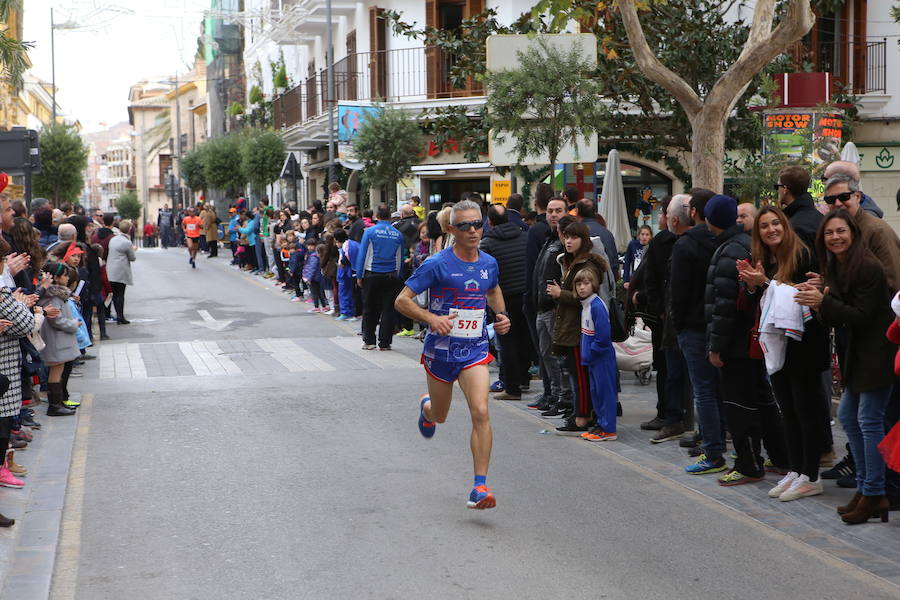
left=502, top=374, right=900, bottom=590
left=0, top=397, right=79, bottom=598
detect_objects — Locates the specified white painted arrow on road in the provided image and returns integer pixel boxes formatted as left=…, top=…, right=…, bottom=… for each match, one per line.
left=191, top=310, right=233, bottom=332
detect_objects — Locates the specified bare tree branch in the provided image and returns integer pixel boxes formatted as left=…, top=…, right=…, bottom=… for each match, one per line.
left=618, top=0, right=703, bottom=117
left=706, top=0, right=814, bottom=119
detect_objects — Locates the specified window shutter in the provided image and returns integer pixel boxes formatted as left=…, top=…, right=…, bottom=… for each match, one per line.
left=425, top=0, right=439, bottom=98
left=369, top=7, right=386, bottom=99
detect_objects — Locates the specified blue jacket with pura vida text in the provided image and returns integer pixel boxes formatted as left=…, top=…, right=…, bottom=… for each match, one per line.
left=354, top=220, right=403, bottom=277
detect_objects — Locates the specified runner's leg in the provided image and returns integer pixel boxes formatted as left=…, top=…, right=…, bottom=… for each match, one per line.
left=457, top=364, right=492, bottom=477
left=424, top=373, right=453, bottom=423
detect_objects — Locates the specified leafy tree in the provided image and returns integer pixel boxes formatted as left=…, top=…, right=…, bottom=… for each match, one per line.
left=180, top=145, right=208, bottom=193
left=202, top=134, right=246, bottom=195
left=32, top=123, right=88, bottom=204
left=115, top=190, right=141, bottom=221
left=0, top=1, right=32, bottom=88
left=240, top=129, right=285, bottom=197
left=535, top=0, right=816, bottom=190
left=352, top=107, right=423, bottom=205
left=486, top=37, right=606, bottom=188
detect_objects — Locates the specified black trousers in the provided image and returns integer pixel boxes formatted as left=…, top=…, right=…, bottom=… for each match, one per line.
left=362, top=273, right=401, bottom=348
left=720, top=358, right=788, bottom=478
left=110, top=282, right=127, bottom=321
left=208, top=239, right=218, bottom=257
left=771, top=366, right=829, bottom=479
left=649, top=321, right=667, bottom=421
left=497, top=292, right=532, bottom=396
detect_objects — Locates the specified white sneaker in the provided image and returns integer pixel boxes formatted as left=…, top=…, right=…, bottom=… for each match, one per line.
left=779, top=474, right=824, bottom=502
left=768, top=471, right=799, bottom=498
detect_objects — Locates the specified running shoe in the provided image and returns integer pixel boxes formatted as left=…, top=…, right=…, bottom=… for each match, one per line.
left=335, top=314, right=349, bottom=321
left=763, top=458, right=789, bottom=475
left=309, top=307, right=321, bottom=313
left=62, top=398, right=81, bottom=408
left=768, top=471, right=799, bottom=498
left=650, top=423, right=685, bottom=444
left=361, top=344, right=376, bottom=350
left=489, top=380, right=505, bottom=393
left=397, top=329, right=416, bottom=337
left=348, top=316, right=360, bottom=322
left=418, top=395, right=435, bottom=438
left=821, top=444, right=854, bottom=480
left=583, top=431, right=618, bottom=442
left=684, top=455, right=727, bottom=475
left=467, top=485, right=496, bottom=509
left=291, top=297, right=303, bottom=302
left=0, top=466, right=24, bottom=488
left=718, top=470, right=763, bottom=487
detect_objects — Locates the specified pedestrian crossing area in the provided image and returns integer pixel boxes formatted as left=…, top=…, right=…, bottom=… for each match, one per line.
left=94, top=337, right=421, bottom=380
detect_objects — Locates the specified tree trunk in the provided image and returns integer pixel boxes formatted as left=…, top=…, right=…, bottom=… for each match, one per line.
left=690, top=112, right=727, bottom=192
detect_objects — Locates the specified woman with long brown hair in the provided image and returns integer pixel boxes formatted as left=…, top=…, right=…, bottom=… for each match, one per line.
left=9, top=217, right=44, bottom=288
left=546, top=221, right=609, bottom=437
left=795, top=209, right=895, bottom=524
left=739, top=205, right=828, bottom=501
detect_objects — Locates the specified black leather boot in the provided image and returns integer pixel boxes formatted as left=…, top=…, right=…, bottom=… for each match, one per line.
left=46, top=383, right=75, bottom=417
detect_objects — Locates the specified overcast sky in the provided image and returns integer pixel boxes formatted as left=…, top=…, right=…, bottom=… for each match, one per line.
left=23, top=0, right=212, bottom=133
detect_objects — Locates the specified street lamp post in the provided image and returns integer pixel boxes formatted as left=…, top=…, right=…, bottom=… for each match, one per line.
left=325, top=0, right=337, bottom=185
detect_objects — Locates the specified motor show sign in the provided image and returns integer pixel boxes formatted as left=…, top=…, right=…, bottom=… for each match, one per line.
left=763, top=110, right=843, bottom=164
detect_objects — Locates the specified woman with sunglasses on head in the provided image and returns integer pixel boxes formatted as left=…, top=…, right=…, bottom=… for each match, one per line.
left=738, top=206, right=827, bottom=500
left=795, top=209, right=896, bottom=524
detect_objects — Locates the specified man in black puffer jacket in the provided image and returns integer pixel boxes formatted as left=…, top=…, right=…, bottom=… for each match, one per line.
left=703, top=195, right=789, bottom=485
left=672, top=188, right=728, bottom=474
left=481, top=205, right=531, bottom=399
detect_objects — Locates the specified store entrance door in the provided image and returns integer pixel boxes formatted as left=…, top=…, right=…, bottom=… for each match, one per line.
left=426, top=178, right=490, bottom=210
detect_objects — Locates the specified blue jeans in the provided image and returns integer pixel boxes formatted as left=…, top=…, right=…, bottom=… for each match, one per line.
left=839, top=385, right=892, bottom=496
left=255, top=237, right=269, bottom=273
left=678, top=330, right=725, bottom=461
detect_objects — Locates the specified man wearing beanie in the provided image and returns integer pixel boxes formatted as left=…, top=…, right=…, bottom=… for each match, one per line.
left=704, top=194, right=788, bottom=485
left=670, top=188, right=727, bottom=474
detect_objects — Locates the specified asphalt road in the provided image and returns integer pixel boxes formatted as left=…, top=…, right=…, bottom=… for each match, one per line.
left=53, top=247, right=900, bottom=600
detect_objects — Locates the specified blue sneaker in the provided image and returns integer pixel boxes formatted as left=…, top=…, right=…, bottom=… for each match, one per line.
left=467, top=485, right=496, bottom=509
left=685, top=454, right=728, bottom=475
left=418, top=395, right=435, bottom=439
left=489, top=380, right=505, bottom=393
left=335, top=314, right=349, bottom=321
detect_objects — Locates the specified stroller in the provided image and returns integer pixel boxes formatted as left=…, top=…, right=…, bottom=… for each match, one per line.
left=615, top=318, right=654, bottom=385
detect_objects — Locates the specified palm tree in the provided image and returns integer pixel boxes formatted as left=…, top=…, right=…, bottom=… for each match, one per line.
left=0, top=1, right=31, bottom=89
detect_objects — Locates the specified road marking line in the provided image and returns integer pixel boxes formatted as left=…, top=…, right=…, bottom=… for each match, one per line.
left=50, top=393, right=92, bottom=600
left=328, top=336, right=420, bottom=370
left=255, top=338, right=335, bottom=372
left=178, top=341, right=213, bottom=376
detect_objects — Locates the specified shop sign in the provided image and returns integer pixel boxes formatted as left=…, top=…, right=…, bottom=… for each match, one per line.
left=491, top=180, right=511, bottom=205
left=859, top=146, right=900, bottom=172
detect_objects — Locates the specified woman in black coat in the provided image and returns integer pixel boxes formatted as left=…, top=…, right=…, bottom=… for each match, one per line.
left=795, top=209, right=896, bottom=524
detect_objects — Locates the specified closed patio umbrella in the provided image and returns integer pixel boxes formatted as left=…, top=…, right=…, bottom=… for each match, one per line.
left=598, top=149, right=631, bottom=253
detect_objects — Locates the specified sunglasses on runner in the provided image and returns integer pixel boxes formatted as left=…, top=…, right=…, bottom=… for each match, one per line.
left=823, top=191, right=854, bottom=205
left=453, top=219, right=483, bottom=231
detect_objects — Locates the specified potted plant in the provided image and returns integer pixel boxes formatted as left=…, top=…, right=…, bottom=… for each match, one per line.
left=273, top=64, right=288, bottom=95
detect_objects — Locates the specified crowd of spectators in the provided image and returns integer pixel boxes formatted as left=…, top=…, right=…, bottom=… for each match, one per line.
left=0, top=194, right=137, bottom=527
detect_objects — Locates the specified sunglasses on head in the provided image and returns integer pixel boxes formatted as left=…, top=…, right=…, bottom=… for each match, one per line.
left=824, top=191, right=854, bottom=205
left=453, top=219, right=483, bottom=232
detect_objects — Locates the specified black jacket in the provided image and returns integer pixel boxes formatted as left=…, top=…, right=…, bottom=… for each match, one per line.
left=532, top=229, right=563, bottom=312
left=670, top=224, right=719, bottom=334
left=704, top=226, right=752, bottom=357
left=783, top=193, right=823, bottom=250
left=393, top=216, right=421, bottom=249
left=583, top=219, right=620, bottom=280
left=525, top=214, right=549, bottom=297
left=480, top=222, right=528, bottom=295
left=642, top=229, right=676, bottom=318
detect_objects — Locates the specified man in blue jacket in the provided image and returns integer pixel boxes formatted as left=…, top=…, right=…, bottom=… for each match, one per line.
left=354, top=204, right=404, bottom=350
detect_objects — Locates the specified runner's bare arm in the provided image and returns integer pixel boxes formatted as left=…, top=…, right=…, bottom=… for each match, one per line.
left=486, top=286, right=511, bottom=335
left=395, top=286, right=456, bottom=336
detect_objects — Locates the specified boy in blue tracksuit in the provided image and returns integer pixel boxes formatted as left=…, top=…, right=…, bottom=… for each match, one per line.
left=575, top=269, right=619, bottom=441
left=334, top=229, right=359, bottom=321
left=301, top=239, right=328, bottom=311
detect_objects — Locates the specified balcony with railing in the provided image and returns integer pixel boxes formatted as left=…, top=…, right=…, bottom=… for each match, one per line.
left=807, top=38, right=887, bottom=95
left=272, top=46, right=484, bottom=131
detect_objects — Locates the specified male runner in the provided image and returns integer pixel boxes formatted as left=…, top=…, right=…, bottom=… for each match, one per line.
left=395, top=200, right=511, bottom=509
left=182, top=207, right=202, bottom=268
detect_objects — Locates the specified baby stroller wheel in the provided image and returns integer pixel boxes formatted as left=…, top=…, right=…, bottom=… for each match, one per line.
left=635, top=367, right=652, bottom=386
